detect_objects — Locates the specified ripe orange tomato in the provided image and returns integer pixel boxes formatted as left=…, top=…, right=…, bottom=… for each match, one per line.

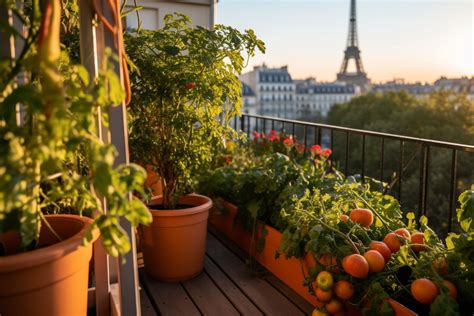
left=410, top=232, right=426, bottom=252
left=394, top=228, right=411, bottom=240
left=383, top=232, right=402, bottom=253
left=342, top=254, right=369, bottom=279
left=316, top=288, right=333, bottom=302
left=363, top=250, right=385, bottom=273
left=318, top=254, right=337, bottom=267
left=442, top=280, right=457, bottom=299
left=312, top=308, right=329, bottom=316
left=369, top=241, right=392, bottom=263
left=334, top=280, right=354, bottom=300
left=349, top=208, right=374, bottom=227
left=316, top=271, right=334, bottom=291
left=313, top=297, right=326, bottom=308
left=185, top=82, right=196, bottom=90
left=326, top=298, right=343, bottom=314
left=411, top=278, right=438, bottom=304
left=433, top=256, right=448, bottom=275
left=339, top=214, right=349, bottom=222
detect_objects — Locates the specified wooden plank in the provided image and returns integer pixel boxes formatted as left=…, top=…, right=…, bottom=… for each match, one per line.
left=204, top=256, right=263, bottom=316
left=181, top=270, right=239, bottom=316
left=110, top=283, right=121, bottom=316
left=263, top=274, right=314, bottom=315
left=139, top=285, right=157, bottom=316
left=78, top=1, right=112, bottom=314
left=206, top=233, right=305, bottom=315
left=208, top=227, right=314, bottom=314
left=139, top=269, right=200, bottom=316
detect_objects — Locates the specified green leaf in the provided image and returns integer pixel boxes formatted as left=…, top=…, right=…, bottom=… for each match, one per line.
left=429, top=293, right=459, bottom=316
left=457, top=190, right=474, bottom=232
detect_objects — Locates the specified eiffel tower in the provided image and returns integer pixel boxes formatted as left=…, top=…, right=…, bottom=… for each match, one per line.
left=337, top=0, right=370, bottom=88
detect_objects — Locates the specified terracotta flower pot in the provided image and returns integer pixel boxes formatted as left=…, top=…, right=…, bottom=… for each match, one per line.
left=141, top=194, right=212, bottom=281
left=0, top=214, right=99, bottom=316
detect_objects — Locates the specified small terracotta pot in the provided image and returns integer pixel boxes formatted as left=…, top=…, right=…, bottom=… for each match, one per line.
left=141, top=194, right=212, bottom=281
left=0, top=215, right=99, bottom=316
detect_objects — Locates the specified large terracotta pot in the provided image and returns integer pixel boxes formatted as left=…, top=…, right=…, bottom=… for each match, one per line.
left=141, top=194, right=212, bottom=281
left=0, top=214, right=99, bottom=316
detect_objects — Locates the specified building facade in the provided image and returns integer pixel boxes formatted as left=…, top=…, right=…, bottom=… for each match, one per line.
left=240, top=64, right=296, bottom=118
left=124, top=0, right=217, bottom=30
left=295, top=80, right=358, bottom=118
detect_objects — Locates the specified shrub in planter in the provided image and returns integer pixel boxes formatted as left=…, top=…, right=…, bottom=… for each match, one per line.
left=0, top=1, right=151, bottom=314
left=125, top=14, right=264, bottom=281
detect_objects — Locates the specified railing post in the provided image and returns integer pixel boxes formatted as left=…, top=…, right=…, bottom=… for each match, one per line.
left=398, top=140, right=404, bottom=203
left=240, top=115, right=245, bottom=133
left=418, top=145, right=430, bottom=217
left=361, top=134, right=366, bottom=183
left=447, top=150, right=458, bottom=232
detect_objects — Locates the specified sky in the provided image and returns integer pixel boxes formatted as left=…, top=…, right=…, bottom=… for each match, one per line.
left=216, top=0, right=473, bottom=83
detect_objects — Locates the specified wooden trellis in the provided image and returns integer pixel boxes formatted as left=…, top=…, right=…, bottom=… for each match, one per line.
left=1, top=0, right=141, bottom=314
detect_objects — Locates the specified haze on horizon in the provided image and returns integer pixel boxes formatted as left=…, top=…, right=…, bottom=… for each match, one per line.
left=216, top=0, right=473, bottom=83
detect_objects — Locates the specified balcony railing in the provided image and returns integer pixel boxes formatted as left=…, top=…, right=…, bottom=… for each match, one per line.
left=233, top=113, right=474, bottom=237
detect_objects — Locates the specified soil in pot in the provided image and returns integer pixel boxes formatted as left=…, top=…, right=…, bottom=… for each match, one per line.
left=141, top=194, right=212, bottom=282
left=0, top=215, right=98, bottom=316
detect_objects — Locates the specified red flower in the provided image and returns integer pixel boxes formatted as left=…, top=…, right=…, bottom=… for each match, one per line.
left=283, top=137, right=294, bottom=147
left=222, top=155, right=233, bottom=165
left=322, top=148, right=332, bottom=157
left=269, top=129, right=278, bottom=135
left=185, top=82, right=196, bottom=90
left=268, top=135, right=280, bottom=142
left=311, top=144, right=322, bottom=155
left=252, top=131, right=261, bottom=139
left=296, top=143, right=305, bottom=153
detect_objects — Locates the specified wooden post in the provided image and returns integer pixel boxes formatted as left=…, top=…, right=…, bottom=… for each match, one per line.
left=78, top=1, right=111, bottom=315
left=78, top=0, right=141, bottom=315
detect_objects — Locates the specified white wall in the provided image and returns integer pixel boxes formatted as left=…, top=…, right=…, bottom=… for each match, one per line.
left=124, top=0, right=215, bottom=30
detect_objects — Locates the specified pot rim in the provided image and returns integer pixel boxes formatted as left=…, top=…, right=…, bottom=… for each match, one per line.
left=0, top=214, right=99, bottom=273
left=147, top=193, right=212, bottom=217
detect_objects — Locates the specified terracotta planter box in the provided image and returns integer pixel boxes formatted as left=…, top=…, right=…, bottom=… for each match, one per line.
left=209, top=200, right=417, bottom=316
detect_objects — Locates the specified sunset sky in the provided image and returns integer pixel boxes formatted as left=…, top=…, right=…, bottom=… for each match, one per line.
left=216, top=0, right=473, bottom=83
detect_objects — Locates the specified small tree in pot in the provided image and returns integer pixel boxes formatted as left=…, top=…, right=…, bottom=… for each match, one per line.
left=126, top=14, right=264, bottom=280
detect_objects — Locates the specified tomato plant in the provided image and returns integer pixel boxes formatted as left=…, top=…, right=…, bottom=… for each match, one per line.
left=0, top=0, right=151, bottom=256
left=199, top=132, right=474, bottom=315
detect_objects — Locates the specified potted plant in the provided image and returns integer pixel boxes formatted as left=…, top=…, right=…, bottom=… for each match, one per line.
left=0, top=1, right=151, bottom=314
left=125, top=13, right=264, bottom=281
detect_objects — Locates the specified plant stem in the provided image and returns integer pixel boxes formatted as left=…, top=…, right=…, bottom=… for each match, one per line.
left=39, top=211, right=63, bottom=242
left=307, top=212, right=360, bottom=255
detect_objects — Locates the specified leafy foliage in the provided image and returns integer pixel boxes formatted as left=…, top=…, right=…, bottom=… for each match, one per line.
left=0, top=0, right=151, bottom=256
left=125, top=14, right=265, bottom=209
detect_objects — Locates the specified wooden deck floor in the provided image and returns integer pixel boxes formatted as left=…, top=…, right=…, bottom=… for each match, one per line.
left=139, top=227, right=314, bottom=316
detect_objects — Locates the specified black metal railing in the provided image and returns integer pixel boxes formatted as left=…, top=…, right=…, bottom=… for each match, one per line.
left=233, top=113, right=474, bottom=237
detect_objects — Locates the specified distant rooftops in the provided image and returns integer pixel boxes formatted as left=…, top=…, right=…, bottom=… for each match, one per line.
left=252, top=63, right=293, bottom=83
left=296, top=82, right=356, bottom=94
left=241, top=82, right=255, bottom=96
